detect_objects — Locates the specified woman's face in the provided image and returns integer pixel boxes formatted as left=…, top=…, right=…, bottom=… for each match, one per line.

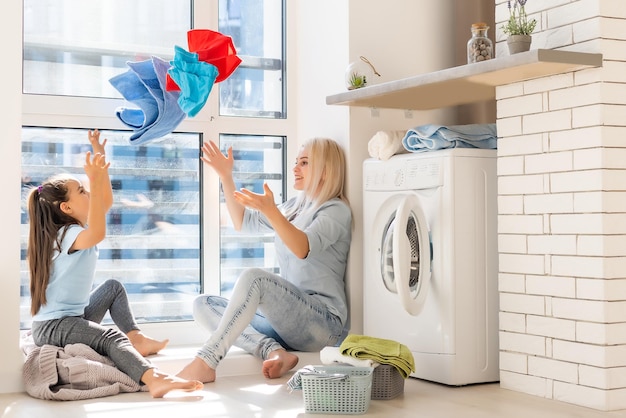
left=292, top=147, right=309, bottom=191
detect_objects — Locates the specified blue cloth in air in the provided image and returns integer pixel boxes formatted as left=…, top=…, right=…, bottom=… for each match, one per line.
left=402, top=123, right=497, bottom=153
left=168, top=45, right=219, bottom=117
left=109, top=56, right=186, bottom=145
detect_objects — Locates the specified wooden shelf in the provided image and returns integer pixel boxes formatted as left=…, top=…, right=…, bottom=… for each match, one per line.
left=326, top=49, right=602, bottom=111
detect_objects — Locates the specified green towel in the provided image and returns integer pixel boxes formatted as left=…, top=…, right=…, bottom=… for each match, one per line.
left=339, top=334, right=415, bottom=378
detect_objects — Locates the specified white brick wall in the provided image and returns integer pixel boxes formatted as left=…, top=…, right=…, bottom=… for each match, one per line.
left=495, top=0, right=626, bottom=411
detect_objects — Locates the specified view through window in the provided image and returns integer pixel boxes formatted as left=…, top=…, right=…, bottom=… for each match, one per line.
left=218, top=134, right=286, bottom=296
left=20, top=128, right=201, bottom=328
left=21, top=0, right=288, bottom=328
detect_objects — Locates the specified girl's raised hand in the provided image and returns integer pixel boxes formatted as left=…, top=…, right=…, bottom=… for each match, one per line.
left=88, top=129, right=108, bottom=156
left=83, top=151, right=110, bottom=182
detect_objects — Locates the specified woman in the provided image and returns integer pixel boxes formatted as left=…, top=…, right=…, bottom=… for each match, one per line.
left=177, top=137, right=352, bottom=383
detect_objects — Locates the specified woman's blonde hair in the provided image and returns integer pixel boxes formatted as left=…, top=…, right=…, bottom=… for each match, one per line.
left=27, top=173, right=79, bottom=315
left=284, top=137, right=350, bottom=221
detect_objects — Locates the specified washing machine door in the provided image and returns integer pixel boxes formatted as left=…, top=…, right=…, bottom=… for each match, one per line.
left=385, top=194, right=431, bottom=316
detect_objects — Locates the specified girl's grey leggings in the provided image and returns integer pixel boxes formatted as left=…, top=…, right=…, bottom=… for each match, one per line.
left=31, top=279, right=152, bottom=383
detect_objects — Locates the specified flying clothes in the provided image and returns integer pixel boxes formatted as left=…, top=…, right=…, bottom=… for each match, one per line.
left=109, top=29, right=241, bottom=144
left=166, top=28, right=242, bottom=90
left=165, top=29, right=242, bottom=117
left=167, top=46, right=219, bottom=117
left=109, top=56, right=186, bottom=145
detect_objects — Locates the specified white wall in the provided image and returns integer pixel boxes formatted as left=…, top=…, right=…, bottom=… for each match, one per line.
left=0, top=1, right=26, bottom=394
left=294, top=0, right=457, bottom=336
left=494, top=0, right=626, bottom=411
left=293, top=1, right=353, bottom=329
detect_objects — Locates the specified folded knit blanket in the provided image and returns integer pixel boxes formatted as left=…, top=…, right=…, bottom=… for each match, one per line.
left=339, top=334, right=415, bottom=378
left=23, top=343, right=146, bottom=401
left=402, top=123, right=497, bottom=153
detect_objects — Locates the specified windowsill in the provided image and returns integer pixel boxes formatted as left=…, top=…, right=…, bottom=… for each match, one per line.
left=21, top=327, right=322, bottom=378
left=150, top=345, right=322, bottom=377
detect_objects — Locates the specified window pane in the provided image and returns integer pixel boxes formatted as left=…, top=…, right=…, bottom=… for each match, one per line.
left=23, top=0, right=190, bottom=98
left=21, top=128, right=201, bottom=328
left=218, top=0, right=285, bottom=118
left=218, top=134, right=285, bottom=296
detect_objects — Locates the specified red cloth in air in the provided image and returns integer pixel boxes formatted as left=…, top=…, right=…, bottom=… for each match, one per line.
left=166, top=29, right=242, bottom=91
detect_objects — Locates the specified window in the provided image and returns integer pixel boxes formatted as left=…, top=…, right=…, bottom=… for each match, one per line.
left=20, top=128, right=201, bottom=328
left=21, top=0, right=290, bottom=336
left=218, top=0, right=285, bottom=118
left=218, top=134, right=286, bottom=296
left=23, top=0, right=191, bottom=98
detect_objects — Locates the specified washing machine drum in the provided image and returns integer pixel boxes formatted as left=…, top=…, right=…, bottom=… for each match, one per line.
left=379, top=196, right=432, bottom=316
left=381, top=216, right=420, bottom=292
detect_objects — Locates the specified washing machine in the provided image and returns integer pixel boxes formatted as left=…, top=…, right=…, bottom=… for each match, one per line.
left=362, top=148, right=499, bottom=386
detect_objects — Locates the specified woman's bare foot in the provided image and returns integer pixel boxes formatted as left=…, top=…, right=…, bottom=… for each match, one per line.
left=141, top=368, right=203, bottom=398
left=127, top=330, right=169, bottom=356
left=262, top=349, right=299, bottom=379
left=176, top=356, right=217, bottom=383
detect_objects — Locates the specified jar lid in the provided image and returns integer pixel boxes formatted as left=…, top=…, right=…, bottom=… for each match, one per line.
left=472, top=22, right=489, bottom=29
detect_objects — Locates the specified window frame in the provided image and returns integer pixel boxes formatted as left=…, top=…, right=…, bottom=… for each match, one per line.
left=20, top=0, right=297, bottom=345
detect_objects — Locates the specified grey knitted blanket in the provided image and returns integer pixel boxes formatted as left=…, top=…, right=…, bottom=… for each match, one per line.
left=23, top=343, right=147, bottom=400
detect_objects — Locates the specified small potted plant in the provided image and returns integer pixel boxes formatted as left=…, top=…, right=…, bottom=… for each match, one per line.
left=344, top=56, right=381, bottom=90
left=348, top=72, right=367, bottom=90
left=501, top=0, right=537, bottom=54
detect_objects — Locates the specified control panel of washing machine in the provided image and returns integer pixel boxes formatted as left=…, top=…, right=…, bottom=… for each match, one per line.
left=364, top=156, right=444, bottom=191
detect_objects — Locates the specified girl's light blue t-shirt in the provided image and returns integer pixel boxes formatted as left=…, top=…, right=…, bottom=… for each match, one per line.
left=32, top=224, right=98, bottom=321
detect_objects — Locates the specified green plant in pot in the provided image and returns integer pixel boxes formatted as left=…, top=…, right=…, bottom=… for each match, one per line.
left=501, top=0, right=537, bottom=54
left=348, top=72, right=367, bottom=90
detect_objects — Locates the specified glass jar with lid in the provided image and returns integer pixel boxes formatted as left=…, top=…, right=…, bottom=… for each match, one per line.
left=467, top=22, right=493, bottom=64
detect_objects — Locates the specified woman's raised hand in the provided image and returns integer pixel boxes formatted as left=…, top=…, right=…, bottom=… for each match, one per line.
left=201, top=140, right=234, bottom=179
left=233, top=183, right=276, bottom=215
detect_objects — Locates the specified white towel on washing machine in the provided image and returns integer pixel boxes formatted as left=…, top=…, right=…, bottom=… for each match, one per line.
left=320, top=346, right=380, bottom=368
left=367, top=130, right=409, bottom=160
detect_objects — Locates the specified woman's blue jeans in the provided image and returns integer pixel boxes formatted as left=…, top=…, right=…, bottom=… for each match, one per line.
left=194, top=268, right=345, bottom=369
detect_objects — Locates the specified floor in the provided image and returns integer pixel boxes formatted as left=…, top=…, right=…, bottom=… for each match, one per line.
left=3, top=370, right=626, bottom=418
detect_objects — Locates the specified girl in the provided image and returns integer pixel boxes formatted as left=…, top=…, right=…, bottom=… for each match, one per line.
left=177, top=137, right=352, bottom=383
left=27, top=129, right=203, bottom=398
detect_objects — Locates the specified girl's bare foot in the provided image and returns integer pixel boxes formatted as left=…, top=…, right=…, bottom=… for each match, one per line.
left=141, top=368, right=203, bottom=398
left=262, top=349, right=299, bottom=379
left=176, top=356, right=217, bottom=383
left=127, top=330, right=169, bottom=356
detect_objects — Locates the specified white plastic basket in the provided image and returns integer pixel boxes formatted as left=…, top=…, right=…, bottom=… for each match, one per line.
left=301, top=366, right=374, bottom=415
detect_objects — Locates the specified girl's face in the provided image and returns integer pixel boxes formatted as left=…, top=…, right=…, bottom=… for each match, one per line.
left=292, top=148, right=309, bottom=191
left=60, top=179, right=90, bottom=226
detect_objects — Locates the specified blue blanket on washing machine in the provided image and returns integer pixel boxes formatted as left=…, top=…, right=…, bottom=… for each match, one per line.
left=402, top=123, right=497, bottom=153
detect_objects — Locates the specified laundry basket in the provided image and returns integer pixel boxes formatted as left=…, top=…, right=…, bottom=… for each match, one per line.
left=301, top=366, right=374, bottom=414
left=371, top=364, right=405, bottom=400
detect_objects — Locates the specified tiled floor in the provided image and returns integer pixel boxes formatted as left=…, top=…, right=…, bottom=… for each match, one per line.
left=3, top=370, right=626, bottom=418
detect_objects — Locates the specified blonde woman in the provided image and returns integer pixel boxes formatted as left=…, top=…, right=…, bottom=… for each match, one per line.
left=178, top=137, right=352, bottom=383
